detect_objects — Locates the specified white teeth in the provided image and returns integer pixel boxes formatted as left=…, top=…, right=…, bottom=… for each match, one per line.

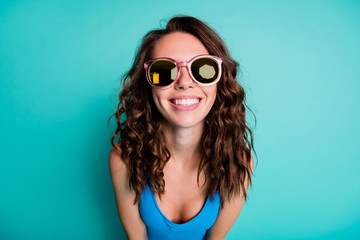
left=174, top=98, right=200, bottom=106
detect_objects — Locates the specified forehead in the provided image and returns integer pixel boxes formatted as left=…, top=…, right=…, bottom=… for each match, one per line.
left=152, top=32, right=209, bottom=60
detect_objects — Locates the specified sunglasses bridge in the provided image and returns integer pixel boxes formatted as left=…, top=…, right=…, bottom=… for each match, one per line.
left=172, top=61, right=194, bottom=82
left=175, top=61, right=190, bottom=68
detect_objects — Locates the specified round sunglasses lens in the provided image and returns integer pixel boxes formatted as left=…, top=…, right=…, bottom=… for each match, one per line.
left=149, top=60, right=177, bottom=87
left=191, top=58, right=219, bottom=84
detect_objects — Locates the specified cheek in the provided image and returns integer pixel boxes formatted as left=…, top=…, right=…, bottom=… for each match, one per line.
left=151, top=89, right=164, bottom=111
left=151, top=90, right=159, bottom=106
left=207, top=86, right=217, bottom=103
left=206, top=86, right=218, bottom=113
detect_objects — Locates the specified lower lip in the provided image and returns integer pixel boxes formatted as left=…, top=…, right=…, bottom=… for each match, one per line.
left=168, top=99, right=202, bottom=111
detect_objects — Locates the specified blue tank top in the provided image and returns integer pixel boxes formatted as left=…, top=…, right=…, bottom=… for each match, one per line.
left=139, top=182, right=220, bottom=240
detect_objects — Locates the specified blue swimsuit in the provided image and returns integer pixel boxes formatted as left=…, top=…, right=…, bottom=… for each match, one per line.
left=139, top=182, right=220, bottom=240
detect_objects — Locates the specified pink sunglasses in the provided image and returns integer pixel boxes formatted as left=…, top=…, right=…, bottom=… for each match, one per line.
left=144, top=54, right=222, bottom=89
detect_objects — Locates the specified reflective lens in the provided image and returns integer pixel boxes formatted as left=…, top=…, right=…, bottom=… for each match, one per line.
left=146, top=55, right=222, bottom=88
left=191, top=57, right=219, bottom=84
left=148, top=60, right=177, bottom=87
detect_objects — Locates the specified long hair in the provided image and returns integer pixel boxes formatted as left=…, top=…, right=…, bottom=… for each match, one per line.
left=109, top=16, right=256, bottom=207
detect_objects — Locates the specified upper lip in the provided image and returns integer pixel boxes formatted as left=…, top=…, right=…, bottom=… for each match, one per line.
left=168, top=95, right=201, bottom=101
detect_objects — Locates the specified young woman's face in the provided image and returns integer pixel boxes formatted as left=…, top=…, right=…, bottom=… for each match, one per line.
left=151, top=32, right=217, bottom=129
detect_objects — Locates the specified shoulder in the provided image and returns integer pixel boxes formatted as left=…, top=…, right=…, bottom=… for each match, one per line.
left=205, top=153, right=254, bottom=239
left=108, top=144, right=130, bottom=193
left=249, top=153, right=255, bottom=173
left=108, top=144, right=127, bottom=175
left=108, top=144, right=148, bottom=238
left=108, top=144, right=134, bottom=203
left=243, top=151, right=255, bottom=174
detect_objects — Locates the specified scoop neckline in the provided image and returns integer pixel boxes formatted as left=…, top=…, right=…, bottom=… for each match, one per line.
left=149, top=186, right=210, bottom=228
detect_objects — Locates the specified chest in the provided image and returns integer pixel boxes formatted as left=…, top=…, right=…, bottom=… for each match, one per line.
left=139, top=180, right=220, bottom=240
left=155, top=166, right=208, bottom=224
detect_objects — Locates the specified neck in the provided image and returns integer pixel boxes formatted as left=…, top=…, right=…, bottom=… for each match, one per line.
left=163, top=121, right=204, bottom=168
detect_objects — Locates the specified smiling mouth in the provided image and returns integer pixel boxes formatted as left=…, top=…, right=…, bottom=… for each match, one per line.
left=170, top=98, right=200, bottom=106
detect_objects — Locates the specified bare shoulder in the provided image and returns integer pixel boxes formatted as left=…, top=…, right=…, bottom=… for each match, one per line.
left=108, top=144, right=129, bottom=193
left=250, top=153, right=255, bottom=172
left=244, top=151, right=255, bottom=174
left=108, top=144, right=127, bottom=175
left=108, top=144, right=147, bottom=239
left=206, top=152, right=255, bottom=240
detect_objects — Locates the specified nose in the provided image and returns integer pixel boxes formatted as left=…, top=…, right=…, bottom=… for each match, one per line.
left=174, top=64, right=195, bottom=90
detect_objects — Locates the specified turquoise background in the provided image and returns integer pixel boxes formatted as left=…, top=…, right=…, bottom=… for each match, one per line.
left=1, top=0, right=359, bottom=239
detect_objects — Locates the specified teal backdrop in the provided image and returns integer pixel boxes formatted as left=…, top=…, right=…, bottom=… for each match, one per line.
left=1, top=0, right=359, bottom=239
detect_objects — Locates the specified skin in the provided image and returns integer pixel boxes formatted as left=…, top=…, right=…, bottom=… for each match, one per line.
left=109, top=32, right=254, bottom=240
left=150, top=32, right=217, bottom=225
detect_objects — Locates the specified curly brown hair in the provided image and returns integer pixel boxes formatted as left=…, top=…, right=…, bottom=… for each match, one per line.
left=109, top=16, right=256, bottom=207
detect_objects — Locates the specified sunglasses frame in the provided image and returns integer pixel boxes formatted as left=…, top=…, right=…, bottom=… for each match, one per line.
left=144, top=54, right=223, bottom=89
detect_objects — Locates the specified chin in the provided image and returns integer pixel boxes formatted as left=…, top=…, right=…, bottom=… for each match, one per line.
left=170, top=118, right=205, bottom=129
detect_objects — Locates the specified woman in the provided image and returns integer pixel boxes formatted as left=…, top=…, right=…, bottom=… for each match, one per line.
left=108, top=16, right=256, bottom=240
